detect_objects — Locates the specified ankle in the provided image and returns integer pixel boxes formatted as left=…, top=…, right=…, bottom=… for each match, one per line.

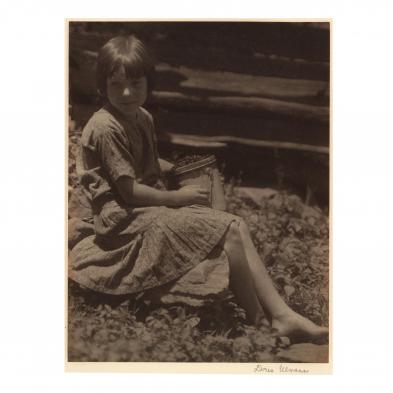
left=270, top=308, right=293, bottom=322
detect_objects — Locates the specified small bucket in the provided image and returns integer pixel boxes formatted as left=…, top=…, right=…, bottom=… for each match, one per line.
left=168, top=155, right=227, bottom=211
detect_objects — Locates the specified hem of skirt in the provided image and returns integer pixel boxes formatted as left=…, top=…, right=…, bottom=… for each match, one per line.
left=68, top=216, right=238, bottom=296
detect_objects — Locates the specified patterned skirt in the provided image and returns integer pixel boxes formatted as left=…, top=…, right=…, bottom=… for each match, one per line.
left=68, top=198, right=240, bottom=297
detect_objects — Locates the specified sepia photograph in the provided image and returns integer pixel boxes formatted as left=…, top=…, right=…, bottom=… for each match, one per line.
left=67, top=20, right=330, bottom=370
left=3, top=0, right=393, bottom=389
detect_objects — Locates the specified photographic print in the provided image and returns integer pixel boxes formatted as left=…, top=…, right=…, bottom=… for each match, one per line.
left=67, top=20, right=330, bottom=372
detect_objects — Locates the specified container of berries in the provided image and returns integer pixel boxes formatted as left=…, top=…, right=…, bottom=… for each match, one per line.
left=168, top=154, right=226, bottom=211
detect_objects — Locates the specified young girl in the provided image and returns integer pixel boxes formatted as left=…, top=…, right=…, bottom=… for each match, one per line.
left=69, top=35, right=328, bottom=342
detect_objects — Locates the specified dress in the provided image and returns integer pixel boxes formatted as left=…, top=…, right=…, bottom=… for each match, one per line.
left=68, top=104, right=239, bottom=296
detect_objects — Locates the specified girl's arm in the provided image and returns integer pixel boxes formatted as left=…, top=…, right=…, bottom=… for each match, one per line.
left=115, top=176, right=208, bottom=207
left=158, top=158, right=174, bottom=173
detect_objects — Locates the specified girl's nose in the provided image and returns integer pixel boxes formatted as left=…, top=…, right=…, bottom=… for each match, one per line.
left=122, top=87, right=131, bottom=96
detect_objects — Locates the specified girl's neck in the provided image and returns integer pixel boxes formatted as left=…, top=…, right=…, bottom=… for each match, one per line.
left=104, top=102, right=139, bottom=123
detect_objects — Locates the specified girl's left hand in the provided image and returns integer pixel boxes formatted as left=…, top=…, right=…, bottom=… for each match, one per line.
left=175, top=184, right=210, bottom=206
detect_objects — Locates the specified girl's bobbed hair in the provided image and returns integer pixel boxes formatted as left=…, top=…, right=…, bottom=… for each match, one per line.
left=96, top=35, right=155, bottom=98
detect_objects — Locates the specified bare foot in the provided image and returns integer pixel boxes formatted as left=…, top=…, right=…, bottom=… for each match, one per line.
left=271, top=312, right=329, bottom=343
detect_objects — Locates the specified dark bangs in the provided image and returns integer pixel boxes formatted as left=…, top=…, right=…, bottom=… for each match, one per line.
left=96, top=35, right=155, bottom=96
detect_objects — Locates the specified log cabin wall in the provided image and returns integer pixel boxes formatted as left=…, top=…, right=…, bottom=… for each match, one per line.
left=69, top=22, right=330, bottom=207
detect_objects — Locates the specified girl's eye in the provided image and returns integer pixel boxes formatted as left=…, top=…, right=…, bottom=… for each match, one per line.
left=109, top=79, right=144, bottom=90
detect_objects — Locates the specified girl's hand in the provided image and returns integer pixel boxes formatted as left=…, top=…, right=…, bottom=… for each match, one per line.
left=175, top=185, right=210, bottom=206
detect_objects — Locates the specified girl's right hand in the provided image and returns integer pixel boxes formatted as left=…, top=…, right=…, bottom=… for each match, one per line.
left=175, top=184, right=210, bottom=206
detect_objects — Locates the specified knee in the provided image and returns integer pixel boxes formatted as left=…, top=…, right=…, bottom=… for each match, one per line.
left=228, top=217, right=250, bottom=242
left=225, top=220, right=243, bottom=246
left=237, top=217, right=250, bottom=237
left=225, top=216, right=249, bottom=241
left=225, top=218, right=252, bottom=250
left=228, top=216, right=249, bottom=235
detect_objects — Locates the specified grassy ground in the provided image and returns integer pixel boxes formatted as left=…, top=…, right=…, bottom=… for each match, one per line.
left=68, top=126, right=329, bottom=362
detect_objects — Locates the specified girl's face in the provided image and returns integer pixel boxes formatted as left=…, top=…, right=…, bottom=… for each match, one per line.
left=106, top=66, right=148, bottom=117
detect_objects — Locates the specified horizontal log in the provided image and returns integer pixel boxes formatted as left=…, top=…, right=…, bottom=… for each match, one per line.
left=153, top=109, right=329, bottom=147
left=159, top=132, right=329, bottom=154
left=151, top=91, right=329, bottom=124
left=156, top=63, right=328, bottom=102
left=160, top=133, right=227, bottom=148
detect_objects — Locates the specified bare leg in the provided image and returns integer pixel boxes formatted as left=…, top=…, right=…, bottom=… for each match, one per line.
left=221, top=222, right=265, bottom=326
left=236, top=219, right=328, bottom=341
left=235, top=219, right=290, bottom=318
